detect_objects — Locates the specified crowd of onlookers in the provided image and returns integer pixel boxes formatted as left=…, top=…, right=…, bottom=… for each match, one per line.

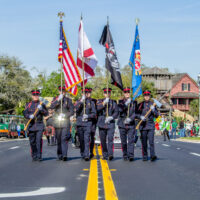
left=155, top=115, right=200, bottom=140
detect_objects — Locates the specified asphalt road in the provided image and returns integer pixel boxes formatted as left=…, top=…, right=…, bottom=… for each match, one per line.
left=0, top=136, right=200, bottom=200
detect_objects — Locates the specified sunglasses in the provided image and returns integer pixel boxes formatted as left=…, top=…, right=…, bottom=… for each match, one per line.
left=124, top=91, right=130, bottom=94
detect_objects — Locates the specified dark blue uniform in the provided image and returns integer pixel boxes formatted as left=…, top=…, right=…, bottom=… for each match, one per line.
left=137, top=101, right=159, bottom=159
left=90, top=98, right=97, bottom=157
left=75, top=98, right=96, bottom=159
left=23, top=101, right=48, bottom=160
left=50, top=96, right=74, bottom=159
left=97, top=99, right=118, bottom=159
left=118, top=99, right=137, bottom=159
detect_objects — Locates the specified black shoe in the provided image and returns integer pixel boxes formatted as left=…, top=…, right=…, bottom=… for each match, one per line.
left=143, top=157, right=148, bottom=161
left=151, top=156, right=157, bottom=162
left=57, top=157, right=63, bottom=161
left=32, top=158, right=38, bottom=162
left=38, top=158, right=43, bottom=162
left=102, top=157, right=108, bottom=160
left=85, top=157, right=90, bottom=161
left=129, top=157, right=134, bottom=162
left=89, top=154, right=94, bottom=159
left=108, top=155, right=113, bottom=161
left=123, top=157, right=128, bottom=161
left=63, top=157, right=68, bottom=161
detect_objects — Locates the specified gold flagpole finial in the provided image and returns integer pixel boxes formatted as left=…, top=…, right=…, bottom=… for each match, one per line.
left=135, top=18, right=140, bottom=25
left=58, top=12, right=65, bottom=21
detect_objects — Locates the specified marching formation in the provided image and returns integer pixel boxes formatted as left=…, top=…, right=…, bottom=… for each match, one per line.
left=23, top=87, right=159, bottom=162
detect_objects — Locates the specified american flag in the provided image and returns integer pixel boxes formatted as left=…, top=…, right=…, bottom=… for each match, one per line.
left=58, top=21, right=82, bottom=96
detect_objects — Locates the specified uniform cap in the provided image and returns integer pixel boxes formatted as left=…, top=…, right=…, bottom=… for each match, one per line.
left=58, top=86, right=66, bottom=91
left=143, top=90, right=151, bottom=95
left=103, top=88, right=112, bottom=92
left=123, top=87, right=131, bottom=92
left=31, top=90, right=40, bottom=96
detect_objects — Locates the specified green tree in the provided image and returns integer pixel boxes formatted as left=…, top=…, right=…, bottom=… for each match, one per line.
left=0, top=55, right=32, bottom=114
left=189, top=99, right=199, bottom=118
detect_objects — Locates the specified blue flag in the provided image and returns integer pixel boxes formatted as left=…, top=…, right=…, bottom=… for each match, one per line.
left=129, top=24, right=142, bottom=100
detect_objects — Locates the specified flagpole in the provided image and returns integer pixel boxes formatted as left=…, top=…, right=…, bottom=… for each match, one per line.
left=127, top=18, right=140, bottom=118
left=58, top=12, right=65, bottom=115
left=81, top=14, right=86, bottom=115
left=106, top=16, right=109, bottom=117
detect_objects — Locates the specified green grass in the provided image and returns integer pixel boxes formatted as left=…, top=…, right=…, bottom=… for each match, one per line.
left=181, top=137, right=200, bottom=140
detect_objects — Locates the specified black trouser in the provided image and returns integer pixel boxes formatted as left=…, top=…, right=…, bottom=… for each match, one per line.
left=29, top=130, right=43, bottom=159
left=99, top=128, right=114, bottom=159
left=140, top=129, right=155, bottom=158
left=163, top=129, right=170, bottom=141
left=90, top=131, right=95, bottom=155
left=77, top=126, right=91, bottom=158
left=119, top=128, right=135, bottom=158
left=55, top=127, right=70, bottom=158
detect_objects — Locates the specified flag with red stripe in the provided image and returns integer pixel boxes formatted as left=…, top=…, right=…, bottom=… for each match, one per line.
left=58, top=21, right=82, bottom=96
left=77, top=18, right=98, bottom=84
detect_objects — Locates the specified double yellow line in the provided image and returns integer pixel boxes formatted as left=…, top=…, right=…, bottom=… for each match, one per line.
left=85, top=146, right=118, bottom=200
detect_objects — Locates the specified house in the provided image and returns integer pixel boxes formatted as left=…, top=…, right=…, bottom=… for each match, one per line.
left=142, top=67, right=199, bottom=112
left=167, top=73, right=199, bottom=111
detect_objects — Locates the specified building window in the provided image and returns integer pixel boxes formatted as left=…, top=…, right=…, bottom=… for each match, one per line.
left=182, top=83, right=189, bottom=91
left=179, top=98, right=187, bottom=105
left=172, top=98, right=177, bottom=105
left=188, top=83, right=190, bottom=91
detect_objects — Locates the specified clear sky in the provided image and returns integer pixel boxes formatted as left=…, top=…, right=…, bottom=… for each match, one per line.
left=0, top=0, right=200, bottom=79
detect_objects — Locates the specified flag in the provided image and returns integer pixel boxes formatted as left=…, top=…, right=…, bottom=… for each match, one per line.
left=99, top=25, right=123, bottom=90
left=129, top=24, right=142, bottom=100
left=77, top=18, right=98, bottom=84
left=58, top=21, right=82, bottom=96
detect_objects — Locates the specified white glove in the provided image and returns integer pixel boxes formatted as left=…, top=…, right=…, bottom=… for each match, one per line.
left=60, top=113, right=65, bottom=118
left=82, top=114, right=88, bottom=121
left=37, top=104, right=42, bottom=110
left=105, top=116, right=113, bottom=124
left=103, top=98, right=109, bottom=105
left=140, top=116, right=146, bottom=121
left=29, top=114, right=34, bottom=119
left=80, top=95, right=86, bottom=102
left=125, top=98, right=131, bottom=106
left=124, top=117, right=131, bottom=124
left=150, top=105, right=155, bottom=111
left=58, top=94, right=63, bottom=101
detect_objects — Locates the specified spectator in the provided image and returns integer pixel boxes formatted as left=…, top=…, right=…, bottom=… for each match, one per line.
left=171, top=119, right=178, bottom=139
left=185, top=120, right=192, bottom=137
left=162, top=118, right=170, bottom=141
left=44, top=108, right=56, bottom=146
left=179, top=120, right=185, bottom=137
left=17, top=124, right=21, bottom=139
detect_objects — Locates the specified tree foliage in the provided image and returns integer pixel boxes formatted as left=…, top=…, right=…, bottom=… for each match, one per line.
left=189, top=99, right=199, bottom=118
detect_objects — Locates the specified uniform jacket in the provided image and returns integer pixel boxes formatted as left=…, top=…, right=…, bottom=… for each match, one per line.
left=137, top=100, right=159, bottom=130
left=75, top=97, right=96, bottom=127
left=50, top=96, right=74, bottom=128
left=91, top=98, right=97, bottom=132
left=97, top=98, right=118, bottom=129
left=117, top=99, right=137, bottom=129
left=23, top=100, right=48, bottom=131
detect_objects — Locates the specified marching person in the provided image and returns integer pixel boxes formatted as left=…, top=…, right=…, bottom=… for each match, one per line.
left=23, top=90, right=48, bottom=161
left=87, top=88, right=97, bottom=158
left=75, top=87, right=96, bottom=161
left=137, top=90, right=159, bottom=162
left=118, top=87, right=137, bottom=161
left=50, top=86, right=74, bottom=161
left=97, top=88, right=118, bottom=160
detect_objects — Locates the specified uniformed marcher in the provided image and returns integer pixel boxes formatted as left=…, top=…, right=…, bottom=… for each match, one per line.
left=118, top=87, right=137, bottom=161
left=137, top=90, right=159, bottom=161
left=87, top=88, right=97, bottom=158
left=50, top=86, right=74, bottom=161
left=97, top=88, right=119, bottom=160
left=23, top=90, right=48, bottom=161
left=75, top=87, right=97, bottom=161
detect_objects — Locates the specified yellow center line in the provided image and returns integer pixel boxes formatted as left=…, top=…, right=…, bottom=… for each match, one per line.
left=98, top=146, right=118, bottom=200
left=85, top=147, right=98, bottom=200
